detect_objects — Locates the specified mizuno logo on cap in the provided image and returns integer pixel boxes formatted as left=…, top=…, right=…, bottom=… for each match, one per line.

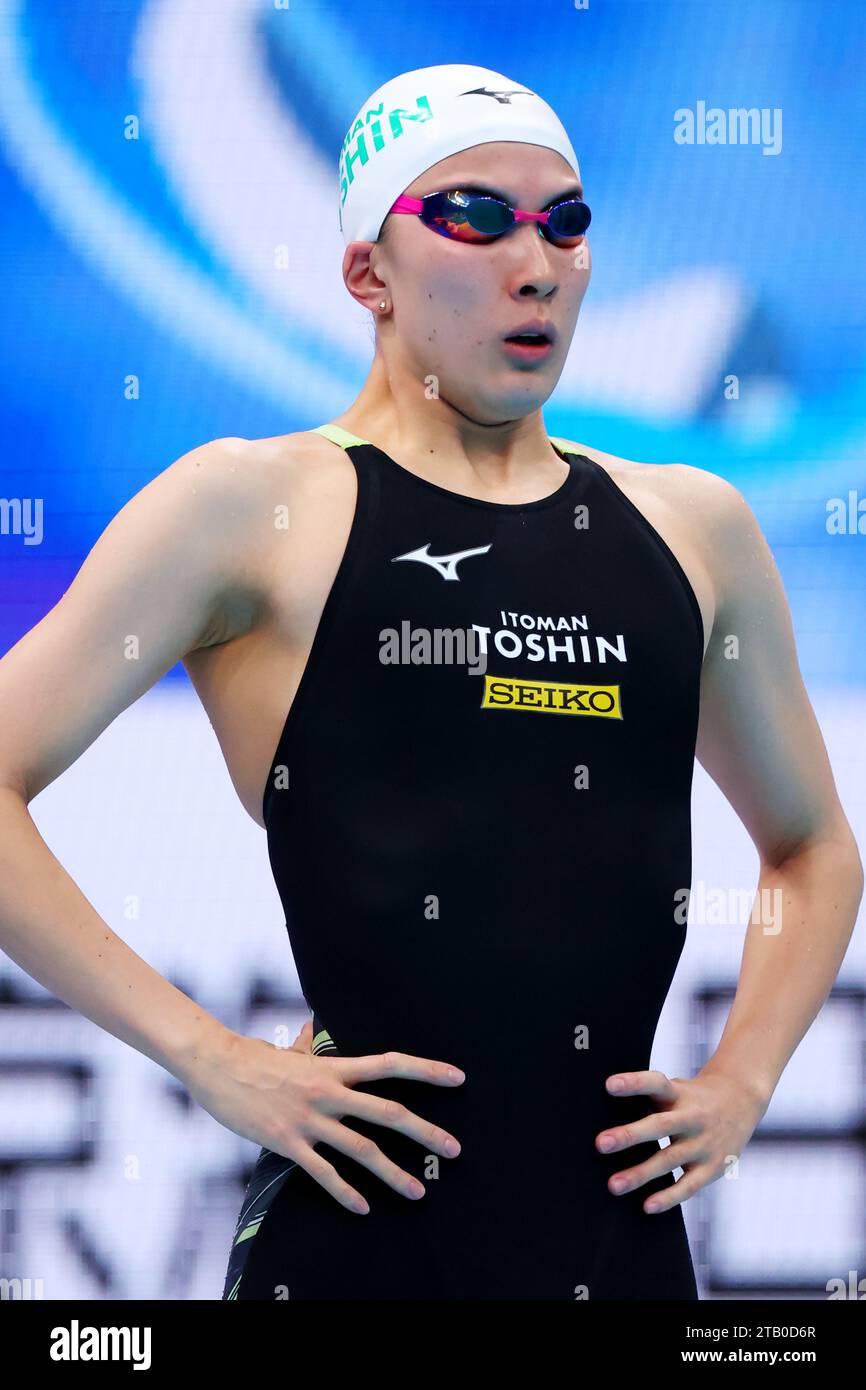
left=391, top=543, right=492, bottom=581
left=460, top=87, right=536, bottom=104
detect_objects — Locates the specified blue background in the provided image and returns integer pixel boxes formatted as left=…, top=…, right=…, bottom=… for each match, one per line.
left=1, top=0, right=864, bottom=677
left=0, top=0, right=864, bottom=1303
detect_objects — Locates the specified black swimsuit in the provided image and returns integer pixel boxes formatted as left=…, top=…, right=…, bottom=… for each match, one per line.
left=223, top=423, right=703, bottom=1300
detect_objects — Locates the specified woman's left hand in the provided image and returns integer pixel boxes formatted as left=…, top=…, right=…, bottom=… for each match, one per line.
left=595, top=1067, right=770, bottom=1214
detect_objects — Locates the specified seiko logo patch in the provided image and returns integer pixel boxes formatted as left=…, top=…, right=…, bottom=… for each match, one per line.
left=481, top=674, right=623, bottom=718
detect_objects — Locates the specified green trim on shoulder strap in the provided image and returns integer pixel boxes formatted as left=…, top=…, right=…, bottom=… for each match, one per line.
left=311, top=422, right=371, bottom=449
left=315, top=423, right=581, bottom=460
left=548, top=435, right=584, bottom=459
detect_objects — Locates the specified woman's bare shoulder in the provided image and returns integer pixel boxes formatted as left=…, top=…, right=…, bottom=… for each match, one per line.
left=562, top=438, right=746, bottom=533
left=231, top=428, right=357, bottom=487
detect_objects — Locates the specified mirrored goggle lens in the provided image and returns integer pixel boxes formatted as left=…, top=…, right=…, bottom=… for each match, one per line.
left=422, top=191, right=511, bottom=241
left=545, top=199, right=592, bottom=242
left=421, top=192, right=591, bottom=244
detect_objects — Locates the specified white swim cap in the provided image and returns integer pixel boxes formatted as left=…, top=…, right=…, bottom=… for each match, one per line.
left=339, top=64, right=582, bottom=245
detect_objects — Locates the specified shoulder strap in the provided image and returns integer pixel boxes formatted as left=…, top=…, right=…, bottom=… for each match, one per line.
left=311, top=422, right=371, bottom=450
left=548, top=435, right=584, bottom=460
left=314, top=422, right=582, bottom=461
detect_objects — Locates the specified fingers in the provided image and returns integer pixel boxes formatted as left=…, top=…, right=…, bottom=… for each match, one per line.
left=335, top=1088, right=461, bottom=1160
left=290, top=1019, right=315, bottom=1053
left=642, top=1167, right=708, bottom=1214
left=269, top=1050, right=464, bottom=1213
left=287, top=1140, right=372, bottom=1215
left=314, top=1116, right=429, bottom=1203
left=607, top=1141, right=710, bottom=1203
left=596, top=1108, right=698, bottom=1154
left=332, top=1050, right=465, bottom=1089
left=606, top=1069, right=678, bottom=1102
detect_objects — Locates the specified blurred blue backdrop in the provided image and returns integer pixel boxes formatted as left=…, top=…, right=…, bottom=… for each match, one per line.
left=0, top=0, right=864, bottom=1301
left=1, top=0, right=864, bottom=676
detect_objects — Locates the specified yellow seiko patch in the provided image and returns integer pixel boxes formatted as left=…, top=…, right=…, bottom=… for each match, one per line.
left=480, top=674, right=623, bottom=718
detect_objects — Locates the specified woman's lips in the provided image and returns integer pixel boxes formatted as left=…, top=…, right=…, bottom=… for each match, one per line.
left=501, top=336, right=556, bottom=363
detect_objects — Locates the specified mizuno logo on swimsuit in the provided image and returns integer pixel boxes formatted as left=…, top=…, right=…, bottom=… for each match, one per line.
left=392, top=543, right=492, bottom=580
left=481, top=675, right=623, bottom=718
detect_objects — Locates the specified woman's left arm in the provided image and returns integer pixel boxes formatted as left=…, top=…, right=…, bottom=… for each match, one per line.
left=596, top=469, right=864, bottom=1213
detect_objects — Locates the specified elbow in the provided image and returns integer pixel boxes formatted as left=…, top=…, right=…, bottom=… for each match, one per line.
left=767, top=816, right=864, bottom=900
left=850, top=838, right=865, bottom=906
left=0, top=774, right=31, bottom=809
left=820, top=824, right=862, bottom=906
left=831, top=816, right=865, bottom=902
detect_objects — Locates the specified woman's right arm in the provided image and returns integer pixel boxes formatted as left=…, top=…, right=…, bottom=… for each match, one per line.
left=0, top=440, right=464, bottom=1211
left=0, top=438, right=255, bottom=1078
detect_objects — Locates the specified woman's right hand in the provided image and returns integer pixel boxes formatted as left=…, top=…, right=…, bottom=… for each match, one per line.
left=183, top=1026, right=465, bottom=1214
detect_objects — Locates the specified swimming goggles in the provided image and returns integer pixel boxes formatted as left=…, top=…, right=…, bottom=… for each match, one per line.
left=388, top=188, right=591, bottom=246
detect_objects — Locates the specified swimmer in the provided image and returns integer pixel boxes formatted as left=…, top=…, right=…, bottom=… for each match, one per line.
left=0, top=64, right=861, bottom=1300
